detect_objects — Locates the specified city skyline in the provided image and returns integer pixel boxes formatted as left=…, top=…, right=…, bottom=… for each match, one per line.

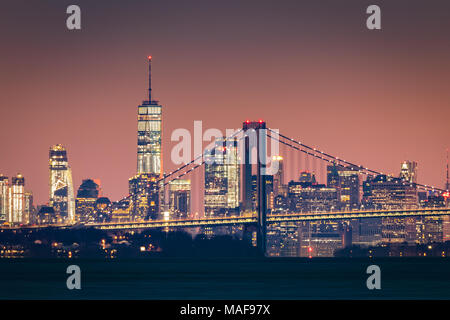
left=1, top=0, right=450, bottom=206
left=4, top=1, right=450, bottom=305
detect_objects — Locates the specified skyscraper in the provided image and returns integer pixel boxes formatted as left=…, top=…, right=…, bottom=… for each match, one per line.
left=9, top=174, right=25, bottom=224
left=129, top=173, right=160, bottom=221
left=363, top=174, right=419, bottom=243
left=49, top=144, right=75, bottom=223
left=0, top=175, right=8, bottom=222
left=204, top=137, right=240, bottom=216
left=400, top=160, right=418, bottom=184
left=137, top=56, right=163, bottom=176
left=130, top=57, right=164, bottom=221
left=364, top=174, right=418, bottom=209
left=76, top=179, right=100, bottom=222
left=168, top=179, right=191, bottom=218
left=23, top=191, right=33, bottom=225
left=327, top=164, right=361, bottom=209
left=272, top=156, right=284, bottom=197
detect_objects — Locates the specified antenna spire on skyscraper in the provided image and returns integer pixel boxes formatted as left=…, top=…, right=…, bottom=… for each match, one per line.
left=148, top=55, right=152, bottom=101
left=136, top=56, right=162, bottom=176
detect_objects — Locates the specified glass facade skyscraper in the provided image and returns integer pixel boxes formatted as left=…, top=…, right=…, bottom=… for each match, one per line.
left=137, top=101, right=162, bottom=175
left=169, top=179, right=191, bottom=218
left=204, top=138, right=240, bottom=216
left=400, top=160, right=418, bottom=184
left=76, top=179, right=100, bottom=223
left=129, top=173, right=160, bottom=221
left=49, top=144, right=75, bottom=223
left=137, top=56, right=162, bottom=176
left=9, top=174, right=25, bottom=224
left=327, top=164, right=361, bottom=209
left=131, top=57, right=163, bottom=221
left=0, top=175, right=8, bottom=222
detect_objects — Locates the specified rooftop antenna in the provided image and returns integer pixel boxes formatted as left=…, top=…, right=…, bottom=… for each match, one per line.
left=148, top=55, right=152, bottom=101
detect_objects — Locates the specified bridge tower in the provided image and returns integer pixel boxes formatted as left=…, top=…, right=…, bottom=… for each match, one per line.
left=243, top=120, right=267, bottom=256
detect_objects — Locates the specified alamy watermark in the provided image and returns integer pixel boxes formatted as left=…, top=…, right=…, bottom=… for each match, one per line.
left=171, top=121, right=280, bottom=175
left=366, top=265, right=381, bottom=290
left=66, top=265, right=81, bottom=290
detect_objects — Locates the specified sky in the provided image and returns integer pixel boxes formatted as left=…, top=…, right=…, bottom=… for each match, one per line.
left=0, top=0, right=449, bottom=207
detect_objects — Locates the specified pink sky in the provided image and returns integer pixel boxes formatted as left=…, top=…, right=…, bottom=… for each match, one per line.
left=0, top=1, right=449, bottom=206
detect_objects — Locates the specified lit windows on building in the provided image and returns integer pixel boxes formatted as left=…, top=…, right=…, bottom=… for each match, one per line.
left=75, top=179, right=101, bottom=223
left=168, top=179, right=191, bottom=218
left=362, top=174, right=420, bottom=244
left=9, top=174, right=25, bottom=224
left=271, top=156, right=284, bottom=197
left=363, top=174, right=418, bottom=209
left=129, top=173, right=160, bottom=221
left=327, top=164, right=361, bottom=209
left=49, top=144, right=75, bottom=223
left=204, top=138, right=240, bottom=216
left=287, top=180, right=339, bottom=213
left=110, top=198, right=132, bottom=223
left=400, top=160, right=418, bottom=184
left=137, top=103, right=162, bottom=175
left=137, top=57, right=163, bottom=176
left=0, top=175, right=8, bottom=222
left=23, top=191, right=33, bottom=225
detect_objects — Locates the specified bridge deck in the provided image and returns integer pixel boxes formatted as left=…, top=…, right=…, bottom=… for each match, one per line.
left=3, top=208, right=449, bottom=230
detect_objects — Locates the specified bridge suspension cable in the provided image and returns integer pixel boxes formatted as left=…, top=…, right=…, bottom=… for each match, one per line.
left=158, top=128, right=244, bottom=185
left=267, top=128, right=446, bottom=193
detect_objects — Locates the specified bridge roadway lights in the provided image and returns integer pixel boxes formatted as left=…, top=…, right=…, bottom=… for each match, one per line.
left=3, top=208, right=450, bottom=231
left=87, top=208, right=450, bottom=230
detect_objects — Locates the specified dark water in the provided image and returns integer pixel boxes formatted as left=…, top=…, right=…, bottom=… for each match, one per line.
left=0, top=258, right=449, bottom=299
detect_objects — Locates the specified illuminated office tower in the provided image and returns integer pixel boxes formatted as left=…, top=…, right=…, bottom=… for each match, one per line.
left=416, top=216, right=443, bottom=244
left=110, top=198, right=132, bottom=223
left=137, top=56, right=163, bottom=176
left=272, top=156, right=284, bottom=197
left=76, top=179, right=100, bottom=222
left=168, top=179, right=191, bottom=218
left=288, top=180, right=338, bottom=212
left=23, top=191, right=33, bottom=225
left=363, top=174, right=418, bottom=243
left=129, top=173, right=160, bottom=221
left=266, top=222, right=301, bottom=257
left=327, top=164, right=361, bottom=209
left=0, top=175, right=8, bottom=222
left=37, top=206, right=57, bottom=225
left=8, top=174, right=25, bottom=224
left=49, top=144, right=75, bottom=223
left=299, top=171, right=317, bottom=184
left=365, top=174, right=418, bottom=209
left=400, top=160, right=418, bottom=184
left=204, top=138, right=240, bottom=216
left=95, top=197, right=111, bottom=222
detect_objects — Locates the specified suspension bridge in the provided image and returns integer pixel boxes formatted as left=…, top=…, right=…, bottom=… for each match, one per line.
left=84, top=207, right=450, bottom=230
left=4, top=121, right=449, bottom=255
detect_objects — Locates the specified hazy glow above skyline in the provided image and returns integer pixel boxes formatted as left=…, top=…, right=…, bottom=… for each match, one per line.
left=0, top=0, right=449, bottom=205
